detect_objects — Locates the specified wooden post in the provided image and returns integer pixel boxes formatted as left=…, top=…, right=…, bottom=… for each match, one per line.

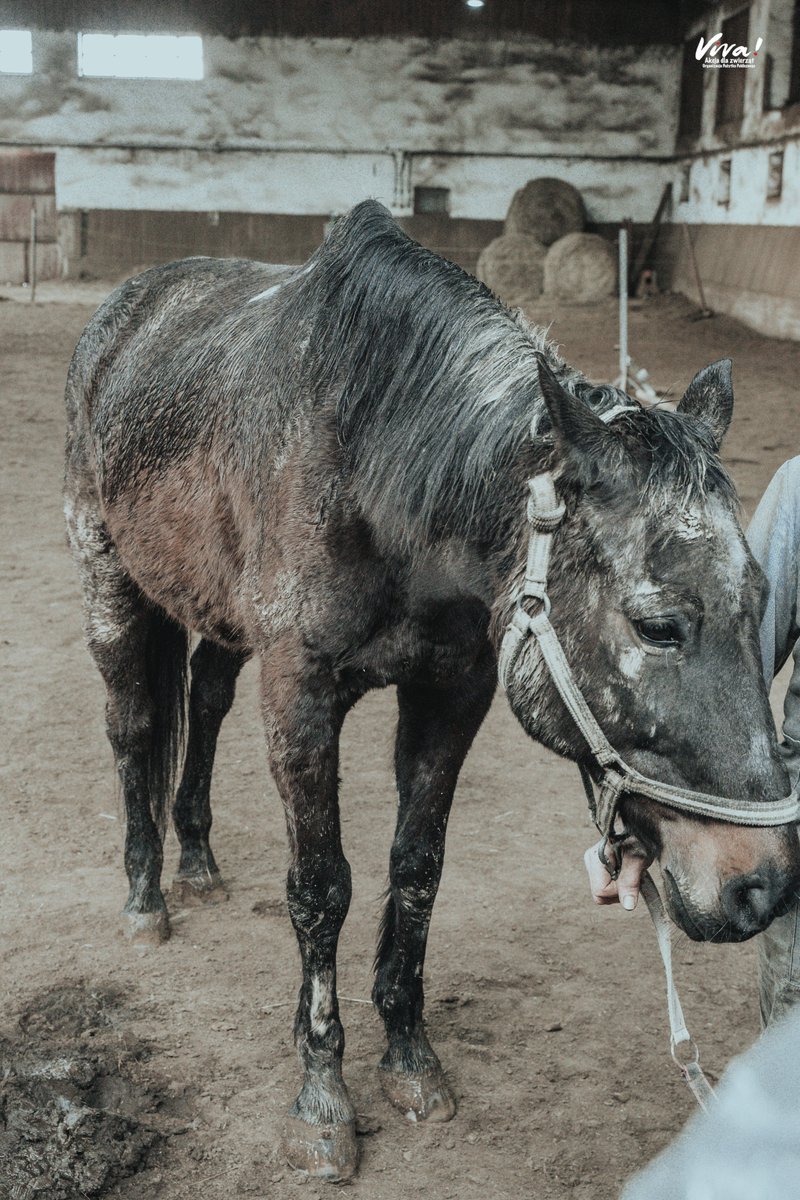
left=630, top=182, right=672, bottom=291
left=682, top=223, right=711, bottom=316
left=29, top=205, right=37, bottom=303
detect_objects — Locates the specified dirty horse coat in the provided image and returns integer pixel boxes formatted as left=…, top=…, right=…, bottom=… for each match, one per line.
left=64, top=201, right=800, bottom=1180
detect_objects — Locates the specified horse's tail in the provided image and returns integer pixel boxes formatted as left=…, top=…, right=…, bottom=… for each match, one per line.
left=144, top=607, right=189, bottom=836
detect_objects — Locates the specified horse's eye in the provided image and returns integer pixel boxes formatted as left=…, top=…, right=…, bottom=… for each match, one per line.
left=634, top=618, right=683, bottom=647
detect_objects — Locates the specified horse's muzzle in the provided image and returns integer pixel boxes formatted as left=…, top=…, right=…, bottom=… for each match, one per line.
left=665, top=864, right=800, bottom=943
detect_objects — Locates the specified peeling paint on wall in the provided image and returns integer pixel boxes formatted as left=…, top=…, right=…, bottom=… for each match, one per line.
left=0, top=31, right=680, bottom=219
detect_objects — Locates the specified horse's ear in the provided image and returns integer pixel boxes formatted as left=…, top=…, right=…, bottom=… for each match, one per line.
left=677, top=358, right=733, bottom=449
left=536, top=358, right=615, bottom=480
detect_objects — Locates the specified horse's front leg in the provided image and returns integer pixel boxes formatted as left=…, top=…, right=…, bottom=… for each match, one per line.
left=374, top=645, right=496, bottom=1122
left=261, top=650, right=358, bottom=1181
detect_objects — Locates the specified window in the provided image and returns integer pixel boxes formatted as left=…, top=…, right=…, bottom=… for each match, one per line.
left=678, top=34, right=704, bottom=140
left=679, top=162, right=692, bottom=203
left=767, top=149, right=784, bottom=199
left=717, top=158, right=732, bottom=206
left=789, top=0, right=800, bottom=104
left=0, top=29, right=32, bottom=74
left=715, top=8, right=750, bottom=129
left=413, top=186, right=450, bottom=215
left=77, top=33, right=203, bottom=80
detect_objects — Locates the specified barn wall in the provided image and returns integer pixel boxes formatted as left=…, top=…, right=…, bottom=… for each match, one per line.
left=654, top=223, right=800, bottom=340
left=656, top=0, right=800, bottom=339
left=56, top=208, right=507, bottom=277
left=0, top=29, right=680, bottom=277
left=0, top=150, right=57, bottom=282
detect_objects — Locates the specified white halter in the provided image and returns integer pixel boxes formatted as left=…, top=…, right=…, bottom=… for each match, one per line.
left=498, top=405, right=800, bottom=838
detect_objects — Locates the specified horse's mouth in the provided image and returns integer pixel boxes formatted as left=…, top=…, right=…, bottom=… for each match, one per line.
left=662, top=871, right=706, bottom=942
left=662, top=869, right=761, bottom=944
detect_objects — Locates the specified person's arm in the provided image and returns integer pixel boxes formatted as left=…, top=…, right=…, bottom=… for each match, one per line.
left=746, top=457, right=800, bottom=681
left=779, top=637, right=800, bottom=784
left=746, top=457, right=800, bottom=783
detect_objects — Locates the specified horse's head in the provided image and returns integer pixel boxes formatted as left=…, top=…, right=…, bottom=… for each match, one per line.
left=502, top=358, right=800, bottom=942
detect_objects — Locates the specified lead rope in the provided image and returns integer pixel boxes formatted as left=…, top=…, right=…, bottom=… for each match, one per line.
left=579, top=766, right=716, bottom=1110
left=639, top=872, right=717, bottom=1111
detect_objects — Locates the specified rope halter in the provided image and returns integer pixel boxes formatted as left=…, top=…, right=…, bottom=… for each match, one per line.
left=498, top=402, right=800, bottom=847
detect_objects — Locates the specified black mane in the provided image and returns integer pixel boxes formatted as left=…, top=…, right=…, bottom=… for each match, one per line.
left=295, top=200, right=736, bottom=544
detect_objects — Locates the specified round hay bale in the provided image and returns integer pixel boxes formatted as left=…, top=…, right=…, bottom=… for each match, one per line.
left=543, top=232, right=617, bottom=303
left=504, top=178, right=585, bottom=247
left=475, top=233, right=546, bottom=306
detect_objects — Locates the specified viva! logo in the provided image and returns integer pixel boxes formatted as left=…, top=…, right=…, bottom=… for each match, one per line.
left=696, top=32, right=763, bottom=63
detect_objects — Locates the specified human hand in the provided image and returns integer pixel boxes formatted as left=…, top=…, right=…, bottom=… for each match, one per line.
left=583, top=839, right=651, bottom=911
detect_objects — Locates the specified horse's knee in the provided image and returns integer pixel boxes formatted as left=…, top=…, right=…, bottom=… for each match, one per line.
left=389, top=843, right=442, bottom=917
left=287, top=855, right=352, bottom=940
left=105, top=694, right=155, bottom=761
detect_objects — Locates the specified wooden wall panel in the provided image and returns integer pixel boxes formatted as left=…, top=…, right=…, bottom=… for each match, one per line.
left=67, top=209, right=505, bottom=279
left=0, top=152, right=56, bottom=195
left=0, top=194, right=57, bottom=241
left=655, top=224, right=800, bottom=302
left=0, top=240, right=59, bottom=284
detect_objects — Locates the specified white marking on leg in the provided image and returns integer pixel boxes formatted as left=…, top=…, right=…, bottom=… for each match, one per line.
left=310, top=974, right=332, bottom=1038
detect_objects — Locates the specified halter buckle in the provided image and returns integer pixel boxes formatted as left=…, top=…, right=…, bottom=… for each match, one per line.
left=519, top=590, right=551, bottom=618
left=597, top=823, right=629, bottom=881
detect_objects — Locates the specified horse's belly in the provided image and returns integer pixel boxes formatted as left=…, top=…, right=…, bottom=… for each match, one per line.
left=103, top=463, right=249, bottom=648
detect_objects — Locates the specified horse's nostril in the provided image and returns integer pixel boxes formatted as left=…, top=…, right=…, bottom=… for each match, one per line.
left=722, top=870, right=781, bottom=931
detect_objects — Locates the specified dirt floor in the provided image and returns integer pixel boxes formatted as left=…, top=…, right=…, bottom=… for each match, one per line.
left=2, top=283, right=800, bottom=1200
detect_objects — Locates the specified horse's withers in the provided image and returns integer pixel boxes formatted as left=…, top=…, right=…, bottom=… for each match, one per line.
left=501, top=361, right=800, bottom=942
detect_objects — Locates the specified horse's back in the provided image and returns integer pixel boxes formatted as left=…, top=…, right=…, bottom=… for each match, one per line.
left=66, top=255, right=307, bottom=485
left=64, top=254, right=314, bottom=647
left=67, top=255, right=298, bottom=416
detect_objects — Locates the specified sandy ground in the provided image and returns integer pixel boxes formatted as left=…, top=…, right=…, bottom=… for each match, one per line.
left=2, top=284, right=800, bottom=1200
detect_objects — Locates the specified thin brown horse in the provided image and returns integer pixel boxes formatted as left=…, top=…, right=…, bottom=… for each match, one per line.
left=65, top=201, right=800, bottom=1180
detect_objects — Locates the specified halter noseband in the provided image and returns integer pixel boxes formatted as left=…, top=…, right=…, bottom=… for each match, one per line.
left=498, top=403, right=800, bottom=874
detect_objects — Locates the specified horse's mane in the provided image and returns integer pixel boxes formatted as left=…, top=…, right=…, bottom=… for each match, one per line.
left=297, top=200, right=735, bottom=545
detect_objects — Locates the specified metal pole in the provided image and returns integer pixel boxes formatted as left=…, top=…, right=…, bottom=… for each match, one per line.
left=618, top=226, right=628, bottom=393
left=29, top=205, right=37, bottom=303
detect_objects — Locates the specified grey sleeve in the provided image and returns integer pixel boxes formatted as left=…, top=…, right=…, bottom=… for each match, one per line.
left=746, top=456, right=800, bottom=770
left=746, top=457, right=800, bottom=681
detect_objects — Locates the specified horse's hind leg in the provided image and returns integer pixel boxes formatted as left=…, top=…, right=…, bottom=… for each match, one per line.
left=67, top=503, right=187, bottom=945
left=374, top=646, right=496, bottom=1122
left=171, top=639, right=248, bottom=905
left=260, top=648, right=358, bottom=1181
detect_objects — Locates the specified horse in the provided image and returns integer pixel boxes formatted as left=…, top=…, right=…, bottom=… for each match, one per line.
left=64, top=200, right=800, bottom=1181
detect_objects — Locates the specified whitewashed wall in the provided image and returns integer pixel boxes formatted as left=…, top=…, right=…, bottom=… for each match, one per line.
left=672, top=140, right=800, bottom=226
left=0, top=31, right=680, bottom=222
left=675, top=0, right=800, bottom=227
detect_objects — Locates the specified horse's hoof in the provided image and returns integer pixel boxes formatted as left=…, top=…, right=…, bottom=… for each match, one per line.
left=379, top=1065, right=457, bottom=1123
left=170, top=872, right=229, bottom=906
left=122, top=909, right=170, bottom=945
left=282, top=1114, right=358, bottom=1181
